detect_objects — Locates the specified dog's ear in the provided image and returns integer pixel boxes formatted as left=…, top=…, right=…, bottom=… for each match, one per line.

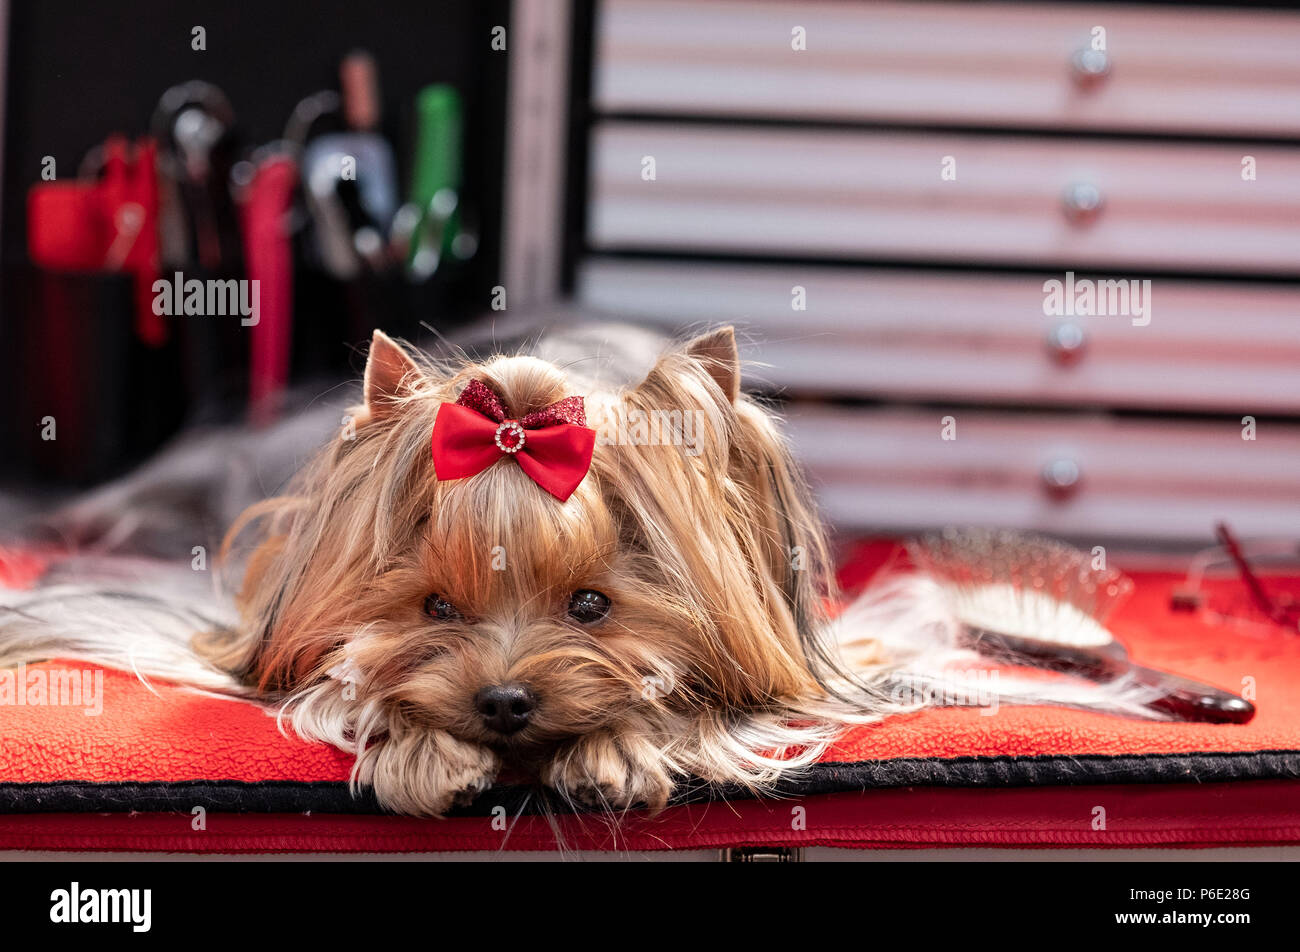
left=730, top=400, right=832, bottom=655
left=682, top=326, right=740, bottom=403
left=361, top=330, right=421, bottom=423
left=682, top=327, right=833, bottom=670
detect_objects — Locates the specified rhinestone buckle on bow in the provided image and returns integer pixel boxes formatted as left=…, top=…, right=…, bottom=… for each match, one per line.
left=494, top=420, right=527, bottom=454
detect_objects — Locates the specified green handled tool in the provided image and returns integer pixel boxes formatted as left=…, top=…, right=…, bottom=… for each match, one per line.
left=403, top=84, right=467, bottom=280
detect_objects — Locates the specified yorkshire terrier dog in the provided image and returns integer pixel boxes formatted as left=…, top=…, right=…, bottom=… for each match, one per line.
left=0, top=324, right=1153, bottom=816
left=197, top=325, right=872, bottom=815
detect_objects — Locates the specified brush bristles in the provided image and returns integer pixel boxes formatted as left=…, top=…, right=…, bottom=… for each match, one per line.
left=942, top=583, right=1114, bottom=648
left=909, top=528, right=1134, bottom=636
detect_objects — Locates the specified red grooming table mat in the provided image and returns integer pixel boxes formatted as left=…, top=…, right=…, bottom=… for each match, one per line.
left=1, top=544, right=1298, bottom=852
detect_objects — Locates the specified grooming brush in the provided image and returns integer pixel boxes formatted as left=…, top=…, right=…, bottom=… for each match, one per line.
left=908, top=528, right=1255, bottom=724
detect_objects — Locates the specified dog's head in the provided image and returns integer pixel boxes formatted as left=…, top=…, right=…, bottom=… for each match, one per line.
left=204, top=327, right=835, bottom=806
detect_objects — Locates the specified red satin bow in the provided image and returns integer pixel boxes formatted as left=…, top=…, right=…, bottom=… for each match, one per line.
left=430, top=380, right=596, bottom=501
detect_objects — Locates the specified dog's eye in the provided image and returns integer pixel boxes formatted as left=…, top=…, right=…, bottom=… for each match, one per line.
left=423, top=594, right=460, bottom=620
left=567, top=589, right=611, bottom=625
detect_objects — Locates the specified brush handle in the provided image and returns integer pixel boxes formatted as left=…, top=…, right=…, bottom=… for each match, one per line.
left=964, top=626, right=1255, bottom=724
left=1130, top=665, right=1256, bottom=724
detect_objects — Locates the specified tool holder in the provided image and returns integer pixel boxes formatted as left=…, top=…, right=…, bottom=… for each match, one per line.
left=13, top=72, right=480, bottom=484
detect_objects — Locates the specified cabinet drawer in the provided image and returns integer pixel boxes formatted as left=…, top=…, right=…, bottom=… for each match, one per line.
left=596, top=0, right=1300, bottom=137
left=578, top=259, right=1300, bottom=414
left=784, top=407, right=1300, bottom=542
left=589, top=123, right=1300, bottom=274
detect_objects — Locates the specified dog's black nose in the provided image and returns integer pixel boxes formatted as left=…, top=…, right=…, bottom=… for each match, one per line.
left=474, top=683, right=538, bottom=735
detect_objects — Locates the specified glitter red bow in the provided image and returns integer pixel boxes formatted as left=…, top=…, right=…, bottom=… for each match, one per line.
left=430, top=379, right=596, bottom=501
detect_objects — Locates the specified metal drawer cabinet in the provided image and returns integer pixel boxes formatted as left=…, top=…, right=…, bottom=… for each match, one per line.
left=596, top=0, right=1300, bottom=137
left=785, top=406, right=1300, bottom=541
left=579, top=259, right=1300, bottom=415
left=589, top=123, right=1300, bottom=274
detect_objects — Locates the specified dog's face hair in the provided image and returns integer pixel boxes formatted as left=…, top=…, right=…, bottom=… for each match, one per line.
left=199, top=327, right=857, bottom=815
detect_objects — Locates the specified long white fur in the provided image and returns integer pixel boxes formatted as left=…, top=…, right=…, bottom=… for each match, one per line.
left=0, top=556, right=244, bottom=696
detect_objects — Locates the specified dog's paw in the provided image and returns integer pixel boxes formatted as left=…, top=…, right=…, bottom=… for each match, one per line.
left=544, top=731, right=674, bottom=812
left=426, top=734, right=501, bottom=813
left=364, top=729, right=500, bottom=817
left=449, top=756, right=498, bottom=808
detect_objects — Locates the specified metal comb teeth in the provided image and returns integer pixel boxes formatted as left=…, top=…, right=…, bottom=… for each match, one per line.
left=907, top=527, right=1134, bottom=624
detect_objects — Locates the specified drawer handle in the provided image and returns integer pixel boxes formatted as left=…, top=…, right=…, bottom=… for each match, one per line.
left=1041, top=458, right=1082, bottom=499
left=1062, top=182, right=1105, bottom=225
left=1046, top=321, right=1087, bottom=366
left=1071, top=47, right=1112, bottom=88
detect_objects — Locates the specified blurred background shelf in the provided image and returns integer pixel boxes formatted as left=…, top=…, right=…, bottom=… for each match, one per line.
left=578, top=259, right=1300, bottom=415
left=593, top=0, right=1300, bottom=137
left=558, top=0, right=1300, bottom=545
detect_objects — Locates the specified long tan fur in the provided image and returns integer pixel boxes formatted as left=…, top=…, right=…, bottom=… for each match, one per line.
left=190, top=327, right=888, bottom=815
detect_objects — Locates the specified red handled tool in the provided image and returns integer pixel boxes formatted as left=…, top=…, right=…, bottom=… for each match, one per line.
left=27, top=136, right=165, bottom=346
left=239, top=155, right=299, bottom=425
